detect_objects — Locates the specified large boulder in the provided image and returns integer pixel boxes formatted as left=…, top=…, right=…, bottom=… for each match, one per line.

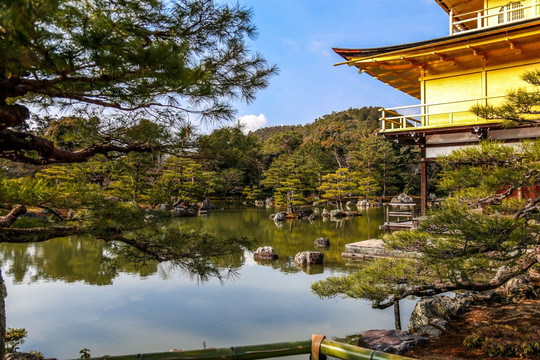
left=199, top=198, right=215, bottom=211
left=173, top=206, right=187, bottom=217
left=294, top=251, right=324, bottom=265
left=159, top=203, right=170, bottom=211
left=391, top=193, right=413, bottom=203
left=357, top=199, right=369, bottom=207
left=254, top=200, right=265, bottom=207
left=253, top=246, right=278, bottom=260
left=496, top=273, right=538, bottom=301
left=409, top=295, right=469, bottom=338
left=358, top=330, right=429, bottom=355
left=330, top=209, right=345, bottom=218
left=273, top=212, right=286, bottom=222
left=314, top=237, right=330, bottom=248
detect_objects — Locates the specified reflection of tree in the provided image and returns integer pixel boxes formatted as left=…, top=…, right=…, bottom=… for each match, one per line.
left=0, top=238, right=116, bottom=285
left=0, top=207, right=386, bottom=285
left=0, top=228, right=249, bottom=286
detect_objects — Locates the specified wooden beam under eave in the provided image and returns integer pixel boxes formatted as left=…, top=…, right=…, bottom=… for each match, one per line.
left=467, top=45, right=487, bottom=62
left=373, top=61, right=418, bottom=87
left=505, top=38, right=523, bottom=54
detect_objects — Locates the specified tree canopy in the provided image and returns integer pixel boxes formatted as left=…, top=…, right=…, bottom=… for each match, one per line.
left=0, top=0, right=277, bottom=164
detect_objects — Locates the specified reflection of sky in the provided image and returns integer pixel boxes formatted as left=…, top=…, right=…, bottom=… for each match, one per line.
left=2, top=207, right=416, bottom=358
left=4, top=262, right=416, bottom=359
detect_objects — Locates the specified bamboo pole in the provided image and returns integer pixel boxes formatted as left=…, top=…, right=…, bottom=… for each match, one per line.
left=78, top=340, right=311, bottom=360
left=76, top=338, right=415, bottom=360
left=320, top=339, right=413, bottom=360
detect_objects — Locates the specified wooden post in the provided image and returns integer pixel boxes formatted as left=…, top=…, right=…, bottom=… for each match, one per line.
left=420, top=147, right=428, bottom=216
left=449, top=9, right=454, bottom=35
left=394, top=300, right=402, bottom=331
left=477, top=11, right=482, bottom=29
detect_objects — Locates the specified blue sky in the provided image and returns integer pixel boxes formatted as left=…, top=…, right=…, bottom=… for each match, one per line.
left=226, top=0, right=451, bottom=132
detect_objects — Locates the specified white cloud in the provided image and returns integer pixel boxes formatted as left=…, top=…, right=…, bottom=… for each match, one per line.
left=237, top=113, right=268, bottom=133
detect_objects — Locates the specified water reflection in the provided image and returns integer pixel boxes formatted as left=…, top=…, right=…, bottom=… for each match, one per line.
left=0, top=205, right=384, bottom=285
left=0, top=205, right=413, bottom=359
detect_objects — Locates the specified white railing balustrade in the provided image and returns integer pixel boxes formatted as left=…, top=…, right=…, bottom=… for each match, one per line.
left=450, top=0, right=540, bottom=35
left=379, top=95, right=506, bottom=131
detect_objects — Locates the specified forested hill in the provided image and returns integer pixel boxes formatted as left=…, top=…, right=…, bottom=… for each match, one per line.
left=1, top=106, right=420, bottom=212
left=252, top=106, right=380, bottom=141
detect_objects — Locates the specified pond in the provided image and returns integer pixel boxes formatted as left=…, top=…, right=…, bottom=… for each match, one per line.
left=0, top=204, right=417, bottom=359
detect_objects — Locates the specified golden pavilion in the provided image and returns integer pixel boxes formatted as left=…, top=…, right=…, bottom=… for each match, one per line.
left=335, top=0, right=540, bottom=213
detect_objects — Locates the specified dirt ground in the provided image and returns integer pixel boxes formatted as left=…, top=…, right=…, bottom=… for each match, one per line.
left=405, top=299, right=540, bottom=360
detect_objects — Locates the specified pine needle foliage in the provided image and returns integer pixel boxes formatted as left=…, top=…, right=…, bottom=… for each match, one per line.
left=313, top=139, right=540, bottom=309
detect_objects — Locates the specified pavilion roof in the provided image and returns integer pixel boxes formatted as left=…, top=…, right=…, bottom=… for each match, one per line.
left=334, top=18, right=540, bottom=99
left=435, top=0, right=484, bottom=18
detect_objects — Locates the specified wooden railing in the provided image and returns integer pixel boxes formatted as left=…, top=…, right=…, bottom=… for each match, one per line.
left=379, top=95, right=506, bottom=131
left=450, top=0, right=540, bottom=35
left=73, top=336, right=415, bottom=360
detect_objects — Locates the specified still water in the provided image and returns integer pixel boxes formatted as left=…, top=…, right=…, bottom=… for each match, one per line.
left=0, top=204, right=416, bottom=359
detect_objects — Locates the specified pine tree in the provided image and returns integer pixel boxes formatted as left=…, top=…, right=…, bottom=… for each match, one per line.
left=317, top=168, right=358, bottom=211
left=313, top=140, right=540, bottom=309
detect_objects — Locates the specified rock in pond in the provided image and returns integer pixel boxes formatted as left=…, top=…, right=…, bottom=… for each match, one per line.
left=314, top=237, right=330, bottom=248
left=357, top=200, right=369, bottom=207
left=391, top=193, right=414, bottom=203
left=199, top=198, right=215, bottom=211
left=321, top=208, right=330, bottom=218
left=273, top=211, right=287, bottom=221
left=159, top=203, right=171, bottom=211
left=173, top=206, right=187, bottom=217
left=330, top=209, right=345, bottom=218
left=294, top=251, right=324, bottom=265
left=253, top=246, right=278, bottom=260
left=358, top=330, right=429, bottom=355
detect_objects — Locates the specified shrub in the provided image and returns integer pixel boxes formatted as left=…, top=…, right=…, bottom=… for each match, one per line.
left=5, top=328, right=28, bottom=353
left=464, top=324, right=540, bottom=358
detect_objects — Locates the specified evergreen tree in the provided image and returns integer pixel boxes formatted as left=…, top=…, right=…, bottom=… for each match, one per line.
left=274, top=178, right=306, bottom=214
left=313, top=140, right=540, bottom=309
left=0, top=1, right=275, bottom=353
left=0, top=0, right=277, bottom=164
left=317, top=168, right=358, bottom=210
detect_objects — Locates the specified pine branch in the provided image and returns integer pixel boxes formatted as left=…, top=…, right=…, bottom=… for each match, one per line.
left=0, top=205, right=27, bottom=227
left=373, top=246, right=540, bottom=309
left=0, top=129, right=157, bottom=164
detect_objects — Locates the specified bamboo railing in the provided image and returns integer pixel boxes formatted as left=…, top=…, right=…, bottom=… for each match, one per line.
left=75, top=335, right=414, bottom=360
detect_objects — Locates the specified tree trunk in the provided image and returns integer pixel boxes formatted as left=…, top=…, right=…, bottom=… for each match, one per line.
left=334, top=149, right=345, bottom=168
left=0, top=269, right=6, bottom=359
left=394, top=300, right=402, bottom=330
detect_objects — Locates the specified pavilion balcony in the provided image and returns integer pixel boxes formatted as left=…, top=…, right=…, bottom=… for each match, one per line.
left=450, top=0, right=540, bottom=35
left=379, top=95, right=506, bottom=132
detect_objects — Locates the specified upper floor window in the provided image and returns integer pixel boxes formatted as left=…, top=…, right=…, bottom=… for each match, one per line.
left=498, top=2, right=525, bottom=24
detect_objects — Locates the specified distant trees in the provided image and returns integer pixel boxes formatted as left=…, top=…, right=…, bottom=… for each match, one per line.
left=254, top=107, right=420, bottom=208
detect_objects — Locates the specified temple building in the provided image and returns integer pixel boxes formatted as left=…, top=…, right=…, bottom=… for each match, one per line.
left=334, top=0, right=540, bottom=214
